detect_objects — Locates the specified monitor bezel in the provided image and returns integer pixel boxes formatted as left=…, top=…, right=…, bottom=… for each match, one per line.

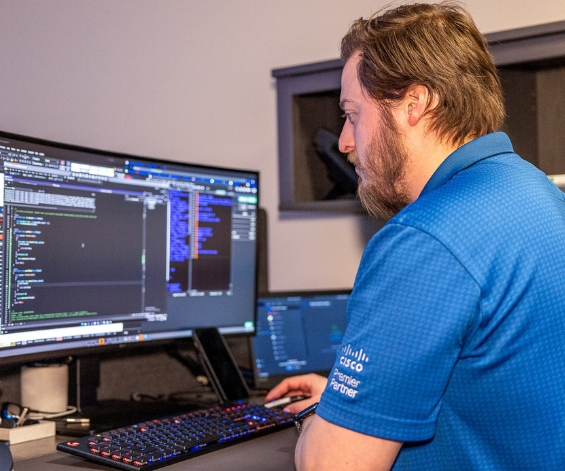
left=0, top=130, right=260, bottom=367
left=252, top=289, right=351, bottom=389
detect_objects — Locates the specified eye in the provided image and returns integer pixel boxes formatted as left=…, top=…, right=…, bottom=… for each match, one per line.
left=341, top=112, right=355, bottom=123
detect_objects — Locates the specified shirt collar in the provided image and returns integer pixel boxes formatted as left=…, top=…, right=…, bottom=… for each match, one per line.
left=420, top=132, right=514, bottom=196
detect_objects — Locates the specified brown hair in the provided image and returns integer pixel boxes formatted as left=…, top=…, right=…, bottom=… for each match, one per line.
left=341, top=2, right=504, bottom=146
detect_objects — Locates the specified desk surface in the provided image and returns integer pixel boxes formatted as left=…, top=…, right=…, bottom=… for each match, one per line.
left=13, top=428, right=299, bottom=471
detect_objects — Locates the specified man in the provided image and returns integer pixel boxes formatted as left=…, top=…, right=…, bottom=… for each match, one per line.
left=266, top=2, right=565, bottom=470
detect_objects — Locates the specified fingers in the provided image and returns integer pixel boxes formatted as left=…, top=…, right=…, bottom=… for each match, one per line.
left=265, top=373, right=328, bottom=402
left=265, top=375, right=313, bottom=401
left=264, top=377, right=296, bottom=402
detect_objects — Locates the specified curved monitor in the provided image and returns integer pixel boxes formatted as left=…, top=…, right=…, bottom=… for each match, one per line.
left=0, top=131, right=259, bottom=365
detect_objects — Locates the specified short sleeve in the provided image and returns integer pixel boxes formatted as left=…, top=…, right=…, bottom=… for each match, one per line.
left=316, top=223, right=481, bottom=442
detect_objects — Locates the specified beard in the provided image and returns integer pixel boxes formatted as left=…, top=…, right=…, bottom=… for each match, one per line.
left=349, top=109, right=411, bottom=220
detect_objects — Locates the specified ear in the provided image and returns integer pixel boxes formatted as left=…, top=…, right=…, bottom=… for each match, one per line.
left=405, top=85, right=433, bottom=127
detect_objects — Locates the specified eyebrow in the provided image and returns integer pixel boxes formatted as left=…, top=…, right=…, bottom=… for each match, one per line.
left=339, top=98, right=352, bottom=110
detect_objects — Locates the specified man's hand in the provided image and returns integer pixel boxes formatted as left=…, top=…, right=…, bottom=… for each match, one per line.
left=267, top=373, right=402, bottom=470
left=265, top=373, right=327, bottom=413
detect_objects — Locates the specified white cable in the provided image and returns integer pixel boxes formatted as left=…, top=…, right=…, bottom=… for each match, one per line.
left=27, top=406, right=78, bottom=420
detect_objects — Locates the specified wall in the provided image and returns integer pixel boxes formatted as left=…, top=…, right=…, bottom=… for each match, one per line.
left=0, top=0, right=564, bottom=292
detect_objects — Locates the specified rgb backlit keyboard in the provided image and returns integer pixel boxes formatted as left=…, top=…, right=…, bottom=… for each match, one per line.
left=57, top=402, right=294, bottom=471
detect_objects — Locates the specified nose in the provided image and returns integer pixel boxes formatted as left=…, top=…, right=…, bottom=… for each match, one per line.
left=338, top=120, right=355, bottom=154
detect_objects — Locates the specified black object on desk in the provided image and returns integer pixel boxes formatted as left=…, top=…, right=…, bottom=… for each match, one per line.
left=17, top=426, right=298, bottom=471
left=57, top=401, right=293, bottom=470
left=0, top=442, right=14, bottom=471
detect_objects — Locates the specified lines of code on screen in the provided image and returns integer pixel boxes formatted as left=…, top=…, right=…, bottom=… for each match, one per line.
left=3, top=186, right=151, bottom=325
left=167, top=192, right=232, bottom=293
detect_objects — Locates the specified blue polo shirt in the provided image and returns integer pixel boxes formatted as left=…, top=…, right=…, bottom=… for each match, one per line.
left=317, top=132, right=565, bottom=469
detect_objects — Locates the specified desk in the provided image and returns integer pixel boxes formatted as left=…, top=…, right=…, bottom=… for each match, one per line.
left=13, top=428, right=299, bottom=471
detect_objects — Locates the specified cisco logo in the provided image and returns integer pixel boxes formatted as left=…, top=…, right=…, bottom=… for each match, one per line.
left=339, top=344, right=369, bottom=372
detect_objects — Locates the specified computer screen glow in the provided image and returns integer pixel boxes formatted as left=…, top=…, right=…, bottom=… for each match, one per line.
left=0, top=132, right=258, bottom=364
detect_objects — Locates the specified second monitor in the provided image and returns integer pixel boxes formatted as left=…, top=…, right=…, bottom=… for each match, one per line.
left=252, top=290, right=350, bottom=390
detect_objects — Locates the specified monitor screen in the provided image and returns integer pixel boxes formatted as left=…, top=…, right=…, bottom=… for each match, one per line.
left=0, top=131, right=259, bottom=365
left=252, top=290, right=350, bottom=389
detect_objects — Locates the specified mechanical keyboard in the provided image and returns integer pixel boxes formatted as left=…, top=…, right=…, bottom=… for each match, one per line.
left=57, top=401, right=294, bottom=470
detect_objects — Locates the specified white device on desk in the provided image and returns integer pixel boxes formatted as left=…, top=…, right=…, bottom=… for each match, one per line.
left=21, top=363, right=69, bottom=414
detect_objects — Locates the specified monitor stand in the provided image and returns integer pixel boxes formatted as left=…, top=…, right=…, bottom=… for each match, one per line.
left=68, top=355, right=100, bottom=413
left=192, top=328, right=251, bottom=403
